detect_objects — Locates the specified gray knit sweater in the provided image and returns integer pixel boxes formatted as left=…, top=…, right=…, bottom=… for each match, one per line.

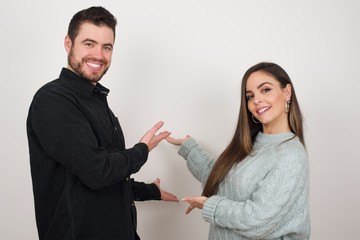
left=178, top=132, right=310, bottom=240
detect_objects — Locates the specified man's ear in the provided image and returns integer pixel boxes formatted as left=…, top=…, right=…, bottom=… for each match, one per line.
left=64, top=35, right=72, bottom=53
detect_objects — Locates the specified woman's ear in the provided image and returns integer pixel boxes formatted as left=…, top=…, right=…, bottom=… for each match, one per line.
left=284, top=84, right=292, bottom=101
left=64, top=35, right=72, bottom=54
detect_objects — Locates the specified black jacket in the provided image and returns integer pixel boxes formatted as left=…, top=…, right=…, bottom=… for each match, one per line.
left=27, top=68, right=160, bottom=240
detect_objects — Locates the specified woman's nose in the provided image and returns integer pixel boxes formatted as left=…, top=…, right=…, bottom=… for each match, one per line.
left=253, top=96, right=262, bottom=104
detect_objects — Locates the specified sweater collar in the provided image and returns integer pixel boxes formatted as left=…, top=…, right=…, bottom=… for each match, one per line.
left=59, top=68, right=110, bottom=96
left=255, top=131, right=295, bottom=144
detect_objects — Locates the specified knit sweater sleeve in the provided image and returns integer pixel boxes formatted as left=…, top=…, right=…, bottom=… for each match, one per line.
left=202, top=147, right=309, bottom=239
left=178, top=138, right=215, bottom=184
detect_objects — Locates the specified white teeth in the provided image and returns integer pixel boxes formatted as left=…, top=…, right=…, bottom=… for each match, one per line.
left=87, top=62, right=101, bottom=68
left=258, top=107, right=269, bottom=114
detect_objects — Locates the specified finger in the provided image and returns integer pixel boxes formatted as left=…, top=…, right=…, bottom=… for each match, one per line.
left=166, top=193, right=179, bottom=202
left=166, top=136, right=182, bottom=146
left=157, top=131, right=172, bottom=140
left=161, top=189, right=179, bottom=202
left=165, top=136, right=179, bottom=145
left=147, top=121, right=164, bottom=135
left=171, top=195, right=180, bottom=202
left=185, top=205, right=194, bottom=215
left=153, top=178, right=160, bottom=185
left=150, top=132, right=171, bottom=149
left=182, top=197, right=194, bottom=204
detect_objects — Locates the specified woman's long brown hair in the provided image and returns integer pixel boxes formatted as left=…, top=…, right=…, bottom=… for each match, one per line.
left=202, top=62, right=305, bottom=197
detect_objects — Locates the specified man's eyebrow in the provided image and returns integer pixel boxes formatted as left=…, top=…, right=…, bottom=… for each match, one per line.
left=103, top=43, right=113, bottom=48
left=82, top=38, right=97, bottom=44
left=81, top=39, right=113, bottom=49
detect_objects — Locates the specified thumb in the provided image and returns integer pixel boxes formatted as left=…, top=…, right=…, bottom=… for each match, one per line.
left=153, top=178, right=160, bottom=186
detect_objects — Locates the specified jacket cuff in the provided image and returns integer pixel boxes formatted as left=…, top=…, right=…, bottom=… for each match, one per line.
left=131, top=180, right=161, bottom=201
left=149, top=183, right=161, bottom=200
left=178, top=138, right=198, bottom=158
left=134, top=142, right=149, bottom=161
left=202, top=195, right=225, bottom=224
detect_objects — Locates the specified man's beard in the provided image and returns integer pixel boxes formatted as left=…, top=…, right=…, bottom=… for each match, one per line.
left=67, top=48, right=109, bottom=82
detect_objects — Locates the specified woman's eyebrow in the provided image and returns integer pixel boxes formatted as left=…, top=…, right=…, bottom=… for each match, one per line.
left=246, top=82, right=274, bottom=94
left=257, top=82, right=274, bottom=89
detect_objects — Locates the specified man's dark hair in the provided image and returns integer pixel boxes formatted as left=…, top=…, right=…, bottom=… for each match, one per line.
left=67, top=6, right=117, bottom=42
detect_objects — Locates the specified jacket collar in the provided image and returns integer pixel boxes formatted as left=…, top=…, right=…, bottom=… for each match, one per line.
left=59, top=68, right=110, bottom=96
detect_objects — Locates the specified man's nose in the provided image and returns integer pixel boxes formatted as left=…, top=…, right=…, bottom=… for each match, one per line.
left=91, top=46, right=104, bottom=58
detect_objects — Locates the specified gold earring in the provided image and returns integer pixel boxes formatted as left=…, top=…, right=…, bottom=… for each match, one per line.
left=285, top=100, right=291, bottom=113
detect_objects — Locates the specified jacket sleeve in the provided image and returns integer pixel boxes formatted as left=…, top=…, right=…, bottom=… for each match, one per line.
left=27, top=87, right=149, bottom=190
left=131, top=179, right=161, bottom=201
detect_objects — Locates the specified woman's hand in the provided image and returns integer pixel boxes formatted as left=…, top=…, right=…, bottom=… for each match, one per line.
left=166, top=135, right=192, bottom=146
left=182, top=196, right=208, bottom=214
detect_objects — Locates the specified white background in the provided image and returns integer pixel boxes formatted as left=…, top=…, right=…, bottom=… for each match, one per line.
left=1, top=0, right=359, bottom=239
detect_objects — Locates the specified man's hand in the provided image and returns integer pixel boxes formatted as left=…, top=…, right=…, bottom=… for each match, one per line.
left=140, top=121, right=171, bottom=151
left=153, top=178, right=179, bottom=202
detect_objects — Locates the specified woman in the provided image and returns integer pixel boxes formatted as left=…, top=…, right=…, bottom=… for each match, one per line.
left=167, top=62, right=310, bottom=239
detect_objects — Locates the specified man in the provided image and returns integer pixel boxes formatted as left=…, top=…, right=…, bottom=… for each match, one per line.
left=27, top=6, right=178, bottom=240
